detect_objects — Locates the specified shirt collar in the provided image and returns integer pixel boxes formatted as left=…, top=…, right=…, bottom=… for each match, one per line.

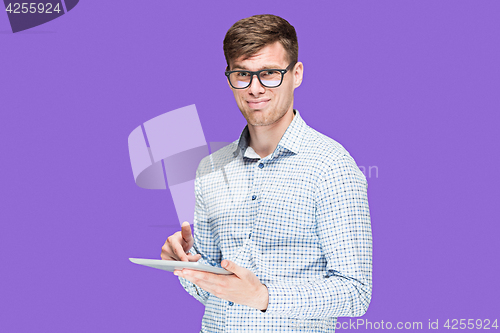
left=233, top=109, right=306, bottom=159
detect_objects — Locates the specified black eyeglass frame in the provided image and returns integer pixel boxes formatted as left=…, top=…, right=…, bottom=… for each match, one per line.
left=225, top=62, right=297, bottom=89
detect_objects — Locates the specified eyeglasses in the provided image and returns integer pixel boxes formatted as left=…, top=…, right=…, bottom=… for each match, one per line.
left=225, top=62, right=296, bottom=89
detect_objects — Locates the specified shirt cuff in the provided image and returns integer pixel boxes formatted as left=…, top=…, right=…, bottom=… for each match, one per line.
left=263, top=282, right=298, bottom=317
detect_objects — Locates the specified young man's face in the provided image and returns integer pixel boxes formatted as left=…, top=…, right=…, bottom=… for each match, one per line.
left=228, top=41, right=303, bottom=127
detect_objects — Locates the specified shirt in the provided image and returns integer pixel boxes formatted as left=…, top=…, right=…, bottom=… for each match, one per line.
left=178, top=110, right=372, bottom=332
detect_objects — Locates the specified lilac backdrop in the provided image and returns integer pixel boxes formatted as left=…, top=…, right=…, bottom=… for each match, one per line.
left=1, top=1, right=499, bottom=332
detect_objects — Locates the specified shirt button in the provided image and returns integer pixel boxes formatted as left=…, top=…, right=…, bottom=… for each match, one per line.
left=251, top=195, right=257, bottom=200
left=258, top=163, right=264, bottom=169
left=228, top=301, right=234, bottom=306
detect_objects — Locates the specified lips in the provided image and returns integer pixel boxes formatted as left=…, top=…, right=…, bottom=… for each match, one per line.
left=247, top=99, right=270, bottom=109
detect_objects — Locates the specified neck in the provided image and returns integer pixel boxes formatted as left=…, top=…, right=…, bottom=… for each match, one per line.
left=247, top=108, right=295, bottom=158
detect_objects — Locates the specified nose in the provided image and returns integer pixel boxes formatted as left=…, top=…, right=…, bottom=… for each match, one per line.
left=248, top=74, right=265, bottom=96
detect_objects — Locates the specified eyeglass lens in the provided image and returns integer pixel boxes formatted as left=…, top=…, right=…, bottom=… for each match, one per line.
left=230, top=70, right=282, bottom=88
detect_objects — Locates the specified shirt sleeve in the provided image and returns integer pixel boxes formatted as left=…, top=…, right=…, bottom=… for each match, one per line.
left=264, top=154, right=373, bottom=319
left=177, top=158, right=222, bottom=305
left=177, top=249, right=211, bottom=305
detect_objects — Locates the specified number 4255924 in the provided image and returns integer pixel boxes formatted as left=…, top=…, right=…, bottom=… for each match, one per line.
left=444, top=319, right=498, bottom=330
left=5, top=3, right=62, bottom=14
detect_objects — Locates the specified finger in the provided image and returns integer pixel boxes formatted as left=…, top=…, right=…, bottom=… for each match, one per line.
left=161, top=246, right=173, bottom=261
left=181, top=270, right=213, bottom=286
left=186, top=253, right=202, bottom=262
left=181, top=221, right=193, bottom=243
left=161, top=246, right=177, bottom=261
left=162, top=253, right=178, bottom=261
left=171, top=237, right=189, bottom=262
left=221, top=260, right=244, bottom=276
left=181, top=270, right=229, bottom=298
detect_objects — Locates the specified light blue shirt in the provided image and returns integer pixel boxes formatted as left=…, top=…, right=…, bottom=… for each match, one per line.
left=179, top=110, right=372, bottom=332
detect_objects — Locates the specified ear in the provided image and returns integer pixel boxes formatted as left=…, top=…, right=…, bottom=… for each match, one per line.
left=293, top=62, right=304, bottom=89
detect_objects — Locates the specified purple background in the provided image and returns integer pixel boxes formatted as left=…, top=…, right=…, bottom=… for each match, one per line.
left=1, top=1, right=499, bottom=332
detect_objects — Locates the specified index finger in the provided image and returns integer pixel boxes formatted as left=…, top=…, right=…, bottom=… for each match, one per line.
left=181, top=221, right=193, bottom=243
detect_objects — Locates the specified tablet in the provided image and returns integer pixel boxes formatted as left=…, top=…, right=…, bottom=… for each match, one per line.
left=129, top=258, right=233, bottom=275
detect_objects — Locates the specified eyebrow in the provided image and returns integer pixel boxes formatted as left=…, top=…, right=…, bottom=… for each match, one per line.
left=231, top=64, right=284, bottom=71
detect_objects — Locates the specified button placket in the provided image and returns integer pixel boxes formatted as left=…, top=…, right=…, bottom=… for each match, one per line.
left=251, top=159, right=264, bottom=202
left=248, top=159, right=263, bottom=243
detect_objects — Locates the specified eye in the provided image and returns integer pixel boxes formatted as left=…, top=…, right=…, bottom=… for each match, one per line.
left=260, top=70, right=281, bottom=80
left=237, top=71, right=250, bottom=77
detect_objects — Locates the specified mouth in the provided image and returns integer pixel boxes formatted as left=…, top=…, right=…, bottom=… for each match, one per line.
left=247, top=99, right=270, bottom=109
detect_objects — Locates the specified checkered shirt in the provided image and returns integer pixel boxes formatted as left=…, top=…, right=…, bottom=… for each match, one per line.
left=178, top=110, right=372, bottom=332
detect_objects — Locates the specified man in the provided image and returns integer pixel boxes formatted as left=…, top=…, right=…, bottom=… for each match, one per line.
left=161, top=14, right=372, bottom=332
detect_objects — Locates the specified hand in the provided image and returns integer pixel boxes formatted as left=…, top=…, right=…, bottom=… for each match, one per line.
left=174, top=260, right=269, bottom=311
left=161, top=221, right=202, bottom=262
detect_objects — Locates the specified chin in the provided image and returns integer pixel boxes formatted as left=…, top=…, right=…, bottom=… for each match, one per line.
left=250, top=115, right=278, bottom=127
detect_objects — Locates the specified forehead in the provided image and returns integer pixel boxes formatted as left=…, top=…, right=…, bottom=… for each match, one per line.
left=230, top=41, right=288, bottom=70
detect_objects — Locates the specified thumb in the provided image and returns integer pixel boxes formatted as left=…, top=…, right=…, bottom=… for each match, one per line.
left=221, top=260, right=243, bottom=275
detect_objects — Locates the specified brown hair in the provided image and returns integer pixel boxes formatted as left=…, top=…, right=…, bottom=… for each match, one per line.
left=223, top=14, right=298, bottom=68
